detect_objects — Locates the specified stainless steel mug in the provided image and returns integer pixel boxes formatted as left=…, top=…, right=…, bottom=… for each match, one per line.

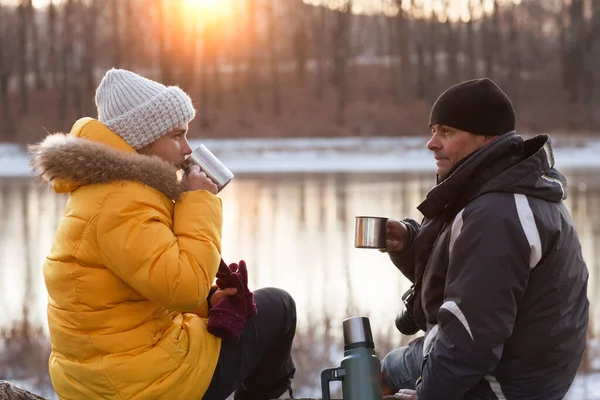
left=354, top=216, right=387, bottom=249
left=184, top=144, right=234, bottom=193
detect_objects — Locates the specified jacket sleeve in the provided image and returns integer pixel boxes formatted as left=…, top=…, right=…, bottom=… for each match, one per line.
left=388, top=218, right=421, bottom=282
left=417, top=194, right=532, bottom=399
left=189, top=285, right=219, bottom=318
left=96, top=187, right=223, bottom=312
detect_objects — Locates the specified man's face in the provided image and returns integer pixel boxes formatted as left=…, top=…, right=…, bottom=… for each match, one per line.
left=138, top=123, right=193, bottom=167
left=427, top=124, right=496, bottom=179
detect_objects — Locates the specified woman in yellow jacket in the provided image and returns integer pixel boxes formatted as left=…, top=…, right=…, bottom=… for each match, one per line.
left=29, top=69, right=296, bottom=400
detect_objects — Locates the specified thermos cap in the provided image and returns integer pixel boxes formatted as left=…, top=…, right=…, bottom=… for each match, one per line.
left=342, top=316, right=374, bottom=347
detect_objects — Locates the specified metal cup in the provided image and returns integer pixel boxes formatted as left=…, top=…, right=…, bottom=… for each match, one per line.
left=184, top=144, right=234, bottom=193
left=342, top=316, right=375, bottom=348
left=354, top=216, right=387, bottom=249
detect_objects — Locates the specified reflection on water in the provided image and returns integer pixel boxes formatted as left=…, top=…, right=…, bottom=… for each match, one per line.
left=0, top=170, right=598, bottom=396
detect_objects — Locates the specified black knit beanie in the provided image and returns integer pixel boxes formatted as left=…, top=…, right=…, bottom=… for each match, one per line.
left=429, top=78, right=516, bottom=136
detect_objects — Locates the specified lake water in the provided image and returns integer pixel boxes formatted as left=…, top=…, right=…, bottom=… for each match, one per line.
left=0, top=169, right=599, bottom=397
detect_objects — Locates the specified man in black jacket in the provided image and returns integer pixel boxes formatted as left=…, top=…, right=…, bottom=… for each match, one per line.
left=381, top=78, right=589, bottom=400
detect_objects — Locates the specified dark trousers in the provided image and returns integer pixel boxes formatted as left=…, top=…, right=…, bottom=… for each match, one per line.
left=203, top=287, right=297, bottom=400
left=381, top=337, right=424, bottom=393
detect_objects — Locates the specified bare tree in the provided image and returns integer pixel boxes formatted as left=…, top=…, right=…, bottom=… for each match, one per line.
left=0, top=6, right=16, bottom=136
left=293, top=4, right=309, bottom=86
left=313, top=4, right=327, bottom=102
left=267, top=0, right=281, bottom=116
left=506, top=4, right=521, bottom=105
left=231, top=1, right=244, bottom=95
left=28, top=0, right=43, bottom=90
left=333, top=0, right=352, bottom=125
left=585, top=0, right=600, bottom=121
left=71, top=0, right=84, bottom=118
left=246, top=0, right=261, bottom=111
left=567, top=0, right=585, bottom=103
left=559, top=0, right=569, bottom=92
left=445, top=11, right=459, bottom=83
left=199, top=22, right=211, bottom=128
left=111, top=0, right=122, bottom=68
left=212, top=23, right=223, bottom=110
left=182, top=10, right=199, bottom=95
left=426, top=9, right=438, bottom=108
left=483, top=1, right=499, bottom=79
left=48, top=0, right=59, bottom=89
left=83, top=0, right=97, bottom=92
left=385, top=13, right=399, bottom=103
left=59, top=0, right=74, bottom=122
left=18, top=0, right=29, bottom=115
left=416, top=41, right=425, bottom=98
left=157, top=0, right=173, bottom=84
left=123, top=0, right=134, bottom=70
left=396, top=0, right=412, bottom=98
left=465, top=0, right=477, bottom=78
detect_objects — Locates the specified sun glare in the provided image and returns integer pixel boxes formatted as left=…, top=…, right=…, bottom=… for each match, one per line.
left=183, top=0, right=231, bottom=18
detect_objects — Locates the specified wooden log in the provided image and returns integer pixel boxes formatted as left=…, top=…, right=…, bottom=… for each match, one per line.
left=0, top=381, right=47, bottom=400
left=0, top=381, right=400, bottom=400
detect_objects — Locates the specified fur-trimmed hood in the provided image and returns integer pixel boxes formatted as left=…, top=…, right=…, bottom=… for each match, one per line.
left=29, top=118, right=185, bottom=200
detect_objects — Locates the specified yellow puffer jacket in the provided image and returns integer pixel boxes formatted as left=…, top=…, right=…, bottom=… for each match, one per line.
left=29, top=118, right=223, bottom=400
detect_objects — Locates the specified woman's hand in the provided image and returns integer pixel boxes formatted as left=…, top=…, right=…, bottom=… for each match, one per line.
left=209, top=287, right=238, bottom=308
left=186, top=165, right=218, bottom=194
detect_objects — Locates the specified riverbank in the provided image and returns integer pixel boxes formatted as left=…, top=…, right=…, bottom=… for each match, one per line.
left=1, top=134, right=600, bottom=178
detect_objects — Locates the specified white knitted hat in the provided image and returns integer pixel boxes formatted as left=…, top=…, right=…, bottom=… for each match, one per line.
left=95, top=69, right=196, bottom=150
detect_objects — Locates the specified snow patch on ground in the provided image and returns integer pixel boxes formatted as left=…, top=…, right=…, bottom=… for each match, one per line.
left=4, top=135, right=600, bottom=177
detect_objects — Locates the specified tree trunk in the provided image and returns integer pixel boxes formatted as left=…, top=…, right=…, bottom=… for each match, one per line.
left=585, top=0, right=600, bottom=122
left=559, top=0, right=569, bottom=91
left=199, top=24, right=211, bottom=129
left=507, top=6, right=520, bottom=106
left=396, top=0, right=412, bottom=99
left=0, top=7, right=15, bottom=137
left=483, top=2, right=498, bottom=79
left=72, top=0, right=84, bottom=118
left=293, top=8, right=308, bottom=86
left=417, top=41, right=425, bottom=98
left=568, top=0, right=585, bottom=104
left=466, top=0, right=476, bottom=78
left=246, top=0, right=261, bottom=111
left=386, top=14, right=399, bottom=103
left=18, top=1, right=29, bottom=115
left=267, top=0, right=281, bottom=116
left=183, top=17, right=199, bottom=94
left=28, top=1, right=44, bottom=90
left=232, top=3, right=243, bottom=95
left=213, top=42, right=222, bottom=110
left=315, top=5, right=326, bottom=102
left=111, top=0, right=121, bottom=68
left=123, top=0, right=134, bottom=70
left=158, top=0, right=172, bottom=84
left=426, top=10, right=438, bottom=109
left=59, top=0, right=74, bottom=122
left=446, top=18, right=459, bottom=84
left=331, top=7, right=343, bottom=87
left=84, top=0, right=97, bottom=91
left=48, top=0, right=58, bottom=89
left=335, top=1, right=352, bottom=125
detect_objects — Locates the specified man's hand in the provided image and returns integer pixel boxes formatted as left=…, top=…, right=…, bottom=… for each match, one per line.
left=379, top=219, right=409, bottom=253
left=394, top=389, right=418, bottom=400
left=209, top=287, right=237, bottom=308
